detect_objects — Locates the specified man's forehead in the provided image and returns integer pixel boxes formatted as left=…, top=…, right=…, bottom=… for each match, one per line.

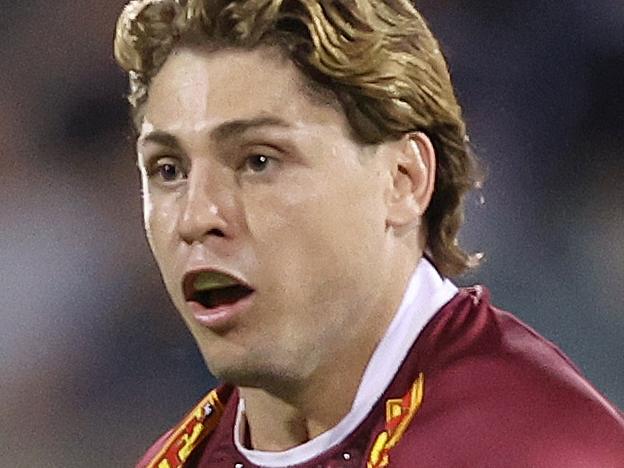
left=144, top=47, right=346, bottom=128
left=148, top=47, right=302, bottom=105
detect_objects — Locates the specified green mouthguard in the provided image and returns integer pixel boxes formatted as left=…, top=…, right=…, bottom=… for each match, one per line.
left=193, top=272, right=239, bottom=291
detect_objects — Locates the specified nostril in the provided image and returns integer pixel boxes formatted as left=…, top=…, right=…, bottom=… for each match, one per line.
left=208, top=228, right=226, bottom=238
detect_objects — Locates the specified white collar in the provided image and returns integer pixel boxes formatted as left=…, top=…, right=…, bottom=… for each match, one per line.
left=234, top=257, right=458, bottom=466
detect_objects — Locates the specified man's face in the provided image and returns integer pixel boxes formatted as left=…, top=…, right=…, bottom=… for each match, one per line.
left=138, top=46, right=394, bottom=388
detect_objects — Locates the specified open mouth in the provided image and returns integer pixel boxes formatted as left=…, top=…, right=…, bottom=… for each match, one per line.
left=183, top=270, right=254, bottom=310
left=191, top=284, right=254, bottom=308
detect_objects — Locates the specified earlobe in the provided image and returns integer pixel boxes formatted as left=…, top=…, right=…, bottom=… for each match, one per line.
left=386, top=132, right=436, bottom=229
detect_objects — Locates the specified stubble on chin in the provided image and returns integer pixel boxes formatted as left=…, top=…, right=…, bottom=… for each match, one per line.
left=206, top=353, right=308, bottom=396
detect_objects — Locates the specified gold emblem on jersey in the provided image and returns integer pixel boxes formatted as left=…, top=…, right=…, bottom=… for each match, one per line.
left=367, top=372, right=425, bottom=468
left=147, top=389, right=224, bottom=468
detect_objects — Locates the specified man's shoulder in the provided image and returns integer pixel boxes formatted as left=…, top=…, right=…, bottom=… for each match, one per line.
left=418, top=285, right=588, bottom=374
left=136, top=385, right=236, bottom=468
left=402, top=285, right=624, bottom=465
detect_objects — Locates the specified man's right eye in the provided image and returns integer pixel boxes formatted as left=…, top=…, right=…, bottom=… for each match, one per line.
left=147, top=158, right=186, bottom=183
left=158, top=162, right=180, bottom=181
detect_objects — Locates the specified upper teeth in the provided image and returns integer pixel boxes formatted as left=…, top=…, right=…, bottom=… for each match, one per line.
left=193, top=272, right=240, bottom=291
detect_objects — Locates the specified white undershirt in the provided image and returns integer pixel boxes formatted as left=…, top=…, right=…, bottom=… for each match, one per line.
left=234, top=257, right=459, bottom=466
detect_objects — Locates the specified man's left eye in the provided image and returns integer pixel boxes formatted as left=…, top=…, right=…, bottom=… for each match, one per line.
left=244, top=154, right=273, bottom=173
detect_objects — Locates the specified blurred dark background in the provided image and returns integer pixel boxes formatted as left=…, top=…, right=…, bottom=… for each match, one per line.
left=1, top=1, right=622, bottom=466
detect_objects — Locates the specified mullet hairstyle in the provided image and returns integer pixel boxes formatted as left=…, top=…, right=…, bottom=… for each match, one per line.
left=114, top=0, right=483, bottom=277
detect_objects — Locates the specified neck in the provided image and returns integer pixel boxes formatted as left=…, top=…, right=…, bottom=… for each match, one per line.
left=238, top=253, right=419, bottom=452
left=238, top=333, right=376, bottom=450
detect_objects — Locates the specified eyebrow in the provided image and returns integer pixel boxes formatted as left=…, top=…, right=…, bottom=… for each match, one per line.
left=138, top=116, right=293, bottom=149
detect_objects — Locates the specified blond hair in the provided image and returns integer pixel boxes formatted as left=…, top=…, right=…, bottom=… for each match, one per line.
left=114, top=0, right=482, bottom=277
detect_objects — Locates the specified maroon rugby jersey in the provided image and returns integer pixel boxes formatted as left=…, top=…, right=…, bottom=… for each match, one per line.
left=138, top=287, right=624, bottom=467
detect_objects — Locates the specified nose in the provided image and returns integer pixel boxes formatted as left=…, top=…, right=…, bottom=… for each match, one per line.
left=177, top=163, right=233, bottom=245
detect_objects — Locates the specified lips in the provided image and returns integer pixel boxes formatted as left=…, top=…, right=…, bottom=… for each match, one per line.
left=182, top=269, right=255, bottom=328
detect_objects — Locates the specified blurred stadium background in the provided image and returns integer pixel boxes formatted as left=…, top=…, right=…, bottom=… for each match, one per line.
left=1, top=1, right=622, bottom=466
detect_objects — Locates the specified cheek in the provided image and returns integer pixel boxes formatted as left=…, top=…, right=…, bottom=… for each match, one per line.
left=139, top=170, right=153, bottom=233
left=143, top=192, right=187, bottom=307
left=243, top=171, right=317, bottom=238
left=143, top=191, right=179, bottom=258
left=244, top=170, right=382, bottom=276
left=142, top=191, right=154, bottom=236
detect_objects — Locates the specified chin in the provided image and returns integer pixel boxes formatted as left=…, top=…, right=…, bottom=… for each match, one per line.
left=208, top=365, right=267, bottom=389
left=205, top=353, right=305, bottom=392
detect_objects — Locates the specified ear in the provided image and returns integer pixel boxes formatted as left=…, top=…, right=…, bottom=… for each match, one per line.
left=385, top=132, right=436, bottom=228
